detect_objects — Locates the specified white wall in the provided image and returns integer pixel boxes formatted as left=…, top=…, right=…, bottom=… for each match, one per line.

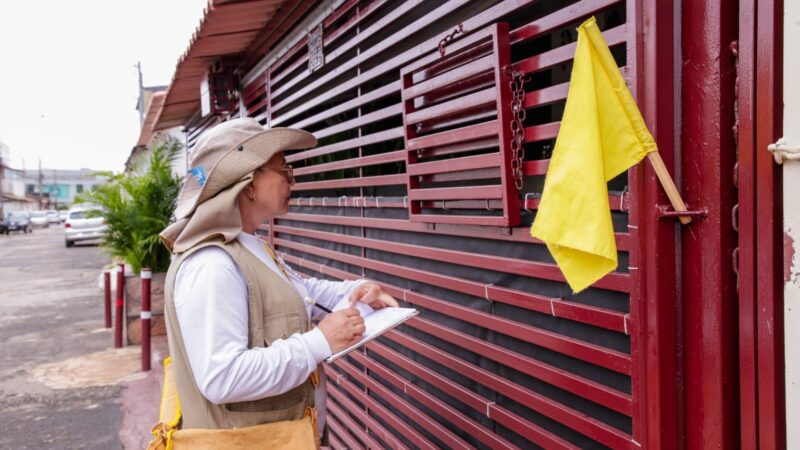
left=784, top=1, right=800, bottom=446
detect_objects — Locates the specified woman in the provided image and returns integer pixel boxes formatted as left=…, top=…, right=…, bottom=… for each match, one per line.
left=159, top=118, right=398, bottom=444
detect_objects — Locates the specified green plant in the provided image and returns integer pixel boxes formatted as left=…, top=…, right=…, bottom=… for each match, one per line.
left=77, top=140, right=183, bottom=273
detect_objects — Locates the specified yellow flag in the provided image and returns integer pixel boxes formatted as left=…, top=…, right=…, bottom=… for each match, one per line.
left=530, top=17, right=657, bottom=293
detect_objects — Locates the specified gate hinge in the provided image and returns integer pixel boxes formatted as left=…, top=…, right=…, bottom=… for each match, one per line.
left=767, top=137, right=800, bottom=164
left=656, top=205, right=708, bottom=221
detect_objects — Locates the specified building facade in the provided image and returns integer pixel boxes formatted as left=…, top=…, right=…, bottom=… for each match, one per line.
left=152, top=0, right=792, bottom=448
left=21, top=168, right=107, bottom=208
left=0, top=141, right=35, bottom=215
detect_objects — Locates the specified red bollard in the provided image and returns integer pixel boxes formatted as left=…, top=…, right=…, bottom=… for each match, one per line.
left=114, top=263, right=124, bottom=348
left=103, top=271, right=111, bottom=328
left=141, top=267, right=152, bottom=372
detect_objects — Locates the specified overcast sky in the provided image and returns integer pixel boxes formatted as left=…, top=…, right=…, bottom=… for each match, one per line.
left=0, top=0, right=207, bottom=172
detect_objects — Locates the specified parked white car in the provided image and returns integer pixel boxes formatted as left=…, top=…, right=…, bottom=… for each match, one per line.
left=45, top=210, right=61, bottom=224
left=29, top=210, right=49, bottom=228
left=64, top=207, right=106, bottom=247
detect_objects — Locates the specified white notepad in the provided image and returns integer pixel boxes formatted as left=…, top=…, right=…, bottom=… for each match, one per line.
left=324, top=298, right=418, bottom=363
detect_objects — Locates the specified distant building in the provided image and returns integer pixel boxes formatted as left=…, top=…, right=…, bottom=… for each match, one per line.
left=126, top=70, right=187, bottom=177
left=0, top=141, right=36, bottom=215
left=21, top=168, right=108, bottom=208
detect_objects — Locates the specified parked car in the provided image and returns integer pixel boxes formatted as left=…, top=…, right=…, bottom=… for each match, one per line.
left=29, top=210, right=49, bottom=228
left=3, top=211, right=33, bottom=234
left=58, top=211, right=69, bottom=223
left=64, top=207, right=106, bottom=247
left=45, top=210, right=61, bottom=224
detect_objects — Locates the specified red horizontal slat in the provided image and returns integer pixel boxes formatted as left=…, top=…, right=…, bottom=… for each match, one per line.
left=510, top=0, right=622, bottom=44
left=284, top=81, right=400, bottom=129
left=404, top=87, right=497, bottom=125
left=329, top=359, right=474, bottom=449
left=279, top=246, right=628, bottom=334
left=270, top=0, right=481, bottom=118
left=286, top=128, right=403, bottom=163
left=525, top=81, right=570, bottom=108
left=270, top=0, right=426, bottom=102
left=274, top=223, right=630, bottom=291
left=325, top=375, right=409, bottom=449
left=327, top=414, right=365, bottom=450
left=380, top=329, right=632, bottom=448
left=275, top=237, right=631, bottom=373
left=386, top=323, right=631, bottom=416
left=406, top=120, right=498, bottom=151
left=407, top=153, right=500, bottom=176
left=408, top=213, right=510, bottom=227
left=514, top=25, right=626, bottom=76
left=292, top=150, right=405, bottom=176
left=403, top=54, right=494, bottom=100
left=292, top=173, right=406, bottom=191
left=524, top=122, right=561, bottom=143
left=326, top=400, right=382, bottom=449
left=326, top=367, right=438, bottom=450
left=401, top=23, right=497, bottom=75
left=408, top=185, right=503, bottom=201
left=357, top=346, right=525, bottom=450
left=289, top=258, right=632, bottom=418
left=314, top=104, right=402, bottom=140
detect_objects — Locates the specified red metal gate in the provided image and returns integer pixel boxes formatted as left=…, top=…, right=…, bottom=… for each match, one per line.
left=168, top=0, right=787, bottom=447
left=737, top=0, right=785, bottom=448
left=251, top=1, right=651, bottom=448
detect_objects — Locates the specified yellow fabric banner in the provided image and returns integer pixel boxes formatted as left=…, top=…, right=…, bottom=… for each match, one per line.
left=530, top=17, right=657, bottom=293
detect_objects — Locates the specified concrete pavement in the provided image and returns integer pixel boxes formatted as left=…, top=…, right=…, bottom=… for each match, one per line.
left=0, top=226, right=167, bottom=449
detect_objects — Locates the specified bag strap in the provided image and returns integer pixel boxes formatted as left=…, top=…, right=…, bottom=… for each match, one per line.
left=147, top=357, right=181, bottom=450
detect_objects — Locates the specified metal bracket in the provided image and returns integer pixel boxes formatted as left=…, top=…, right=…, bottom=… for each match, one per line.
left=656, top=205, right=708, bottom=221
left=767, top=137, right=800, bottom=164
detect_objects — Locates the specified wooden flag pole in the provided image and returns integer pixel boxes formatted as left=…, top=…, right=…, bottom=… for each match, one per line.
left=646, top=152, right=692, bottom=224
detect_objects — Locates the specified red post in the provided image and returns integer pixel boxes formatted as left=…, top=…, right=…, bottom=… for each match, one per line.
left=114, top=263, right=124, bottom=348
left=141, top=267, right=152, bottom=372
left=682, top=0, right=740, bottom=447
left=103, top=271, right=112, bottom=328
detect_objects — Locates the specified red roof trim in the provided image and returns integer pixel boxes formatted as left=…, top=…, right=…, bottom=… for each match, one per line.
left=154, top=0, right=292, bottom=130
left=137, top=92, right=166, bottom=146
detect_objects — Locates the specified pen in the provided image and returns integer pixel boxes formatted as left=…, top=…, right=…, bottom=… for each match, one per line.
left=313, top=303, right=333, bottom=314
left=304, top=296, right=333, bottom=313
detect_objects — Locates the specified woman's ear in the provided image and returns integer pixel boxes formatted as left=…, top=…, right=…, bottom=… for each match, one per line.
left=242, top=183, right=255, bottom=201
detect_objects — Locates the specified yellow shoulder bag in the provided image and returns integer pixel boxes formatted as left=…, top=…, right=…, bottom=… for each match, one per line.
left=147, top=358, right=319, bottom=450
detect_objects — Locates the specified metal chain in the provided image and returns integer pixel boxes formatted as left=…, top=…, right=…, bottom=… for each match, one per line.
left=438, top=23, right=464, bottom=57
left=509, top=68, right=529, bottom=191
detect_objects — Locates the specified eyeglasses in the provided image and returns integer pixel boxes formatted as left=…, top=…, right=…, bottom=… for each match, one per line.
left=265, top=164, right=294, bottom=184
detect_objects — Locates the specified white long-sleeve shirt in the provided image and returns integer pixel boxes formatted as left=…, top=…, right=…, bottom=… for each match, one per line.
left=173, top=231, right=365, bottom=431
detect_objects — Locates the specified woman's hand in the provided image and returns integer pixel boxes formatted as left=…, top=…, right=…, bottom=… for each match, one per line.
left=317, top=308, right=365, bottom=353
left=348, top=282, right=399, bottom=309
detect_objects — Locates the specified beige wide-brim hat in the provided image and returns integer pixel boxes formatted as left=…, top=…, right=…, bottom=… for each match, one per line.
left=160, top=118, right=316, bottom=254
left=173, top=117, right=316, bottom=220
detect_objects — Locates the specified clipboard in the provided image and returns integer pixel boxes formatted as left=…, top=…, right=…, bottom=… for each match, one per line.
left=324, top=306, right=418, bottom=363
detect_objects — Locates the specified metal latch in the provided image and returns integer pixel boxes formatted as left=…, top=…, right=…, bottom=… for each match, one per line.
left=656, top=205, right=708, bottom=220
left=767, top=137, right=800, bottom=164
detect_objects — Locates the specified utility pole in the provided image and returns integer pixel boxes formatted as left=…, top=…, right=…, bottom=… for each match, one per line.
left=38, top=158, right=43, bottom=209
left=136, top=61, right=145, bottom=125
left=53, top=169, right=58, bottom=210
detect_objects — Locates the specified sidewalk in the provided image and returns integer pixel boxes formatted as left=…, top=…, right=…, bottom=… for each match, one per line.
left=118, top=335, right=170, bottom=449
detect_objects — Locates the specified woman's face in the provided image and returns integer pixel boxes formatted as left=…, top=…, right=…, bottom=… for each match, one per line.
left=250, top=151, right=294, bottom=220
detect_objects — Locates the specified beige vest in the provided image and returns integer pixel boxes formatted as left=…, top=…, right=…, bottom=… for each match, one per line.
left=164, top=239, right=316, bottom=429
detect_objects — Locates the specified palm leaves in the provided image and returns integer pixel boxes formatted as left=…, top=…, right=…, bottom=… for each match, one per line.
left=77, top=140, right=183, bottom=273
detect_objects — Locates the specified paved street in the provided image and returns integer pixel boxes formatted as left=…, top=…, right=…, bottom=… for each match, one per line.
left=0, top=227, right=134, bottom=449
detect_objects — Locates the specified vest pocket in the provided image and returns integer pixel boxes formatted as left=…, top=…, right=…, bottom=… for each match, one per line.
left=262, top=312, right=302, bottom=345
left=222, top=386, right=308, bottom=428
